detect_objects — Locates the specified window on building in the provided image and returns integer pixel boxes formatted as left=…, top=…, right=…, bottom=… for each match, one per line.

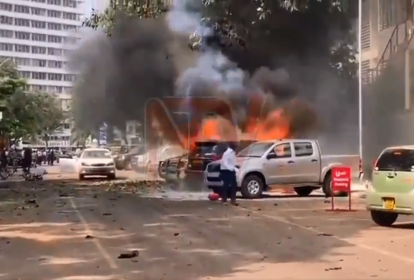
left=62, top=99, right=72, bottom=111
left=379, top=0, right=405, bottom=31
left=32, top=0, right=46, bottom=3
left=15, top=31, right=30, bottom=40
left=48, top=86, right=63, bottom=93
left=63, top=123, right=71, bottom=129
left=32, top=59, right=47, bottom=67
left=18, top=71, right=31, bottom=78
left=64, top=74, right=75, bottom=82
left=32, top=33, right=46, bottom=41
left=0, top=3, right=12, bottom=11
left=63, top=87, right=72, bottom=94
left=31, top=7, right=46, bottom=16
left=47, top=0, right=62, bottom=5
left=15, top=18, right=30, bottom=27
left=64, top=37, right=76, bottom=44
left=48, top=35, right=62, bottom=43
left=0, top=43, right=13, bottom=51
left=47, top=10, right=61, bottom=18
left=63, top=12, right=77, bottom=20
left=14, top=5, right=30, bottom=14
left=15, top=44, right=31, bottom=53
left=32, top=72, right=47, bottom=80
left=63, top=24, right=77, bottom=31
left=32, top=46, right=47, bottom=54
left=0, top=30, right=13, bottom=38
left=48, top=73, right=62, bottom=81
left=48, top=60, right=63, bottom=68
left=63, top=0, right=77, bottom=8
left=32, top=85, right=47, bottom=91
left=31, top=20, right=46, bottom=29
left=48, top=47, right=63, bottom=56
left=48, top=23, right=62, bottom=30
left=15, top=58, right=31, bottom=66
left=0, top=16, right=13, bottom=25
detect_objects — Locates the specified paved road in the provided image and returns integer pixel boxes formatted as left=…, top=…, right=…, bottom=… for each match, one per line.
left=0, top=179, right=414, bottom=279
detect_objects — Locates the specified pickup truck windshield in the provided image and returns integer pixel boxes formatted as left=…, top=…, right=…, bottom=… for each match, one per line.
left=237, top=142, right=273, bottom=157
left=376, top=149, right=414, bottom=172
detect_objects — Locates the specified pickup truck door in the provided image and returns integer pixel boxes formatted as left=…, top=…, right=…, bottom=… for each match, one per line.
left=263, top=142, right=297, bottom=184
left=291, top=141, right=320, bottom=182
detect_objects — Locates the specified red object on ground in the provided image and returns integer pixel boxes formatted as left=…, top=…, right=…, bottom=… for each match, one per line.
left=208, top=193, right=220, bottom=201
left=327, top=166, right=357, bottom=212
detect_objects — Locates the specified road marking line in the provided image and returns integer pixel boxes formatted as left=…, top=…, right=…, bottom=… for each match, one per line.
left=235, top=206, right=414, bottom=264
left=69, top=197, right=118, bottom=269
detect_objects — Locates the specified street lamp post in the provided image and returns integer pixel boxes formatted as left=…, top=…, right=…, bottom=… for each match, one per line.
left=358, top=0, right=363, bottom=161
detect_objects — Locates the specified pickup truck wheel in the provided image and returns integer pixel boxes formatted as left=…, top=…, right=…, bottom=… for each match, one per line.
left=371, top=211, right=398, bottom=227
left=241, top=175, right=264, bottom=199
left=322, top=173, right=349, bottom=197
left=294, top=186, right=314, bottom=197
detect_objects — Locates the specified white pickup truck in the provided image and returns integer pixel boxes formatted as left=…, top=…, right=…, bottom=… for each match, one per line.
left=204, top=139, right=362, bottom=198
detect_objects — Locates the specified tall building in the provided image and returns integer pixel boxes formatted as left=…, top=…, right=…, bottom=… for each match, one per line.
left=0, top=0, right=84, bottom=147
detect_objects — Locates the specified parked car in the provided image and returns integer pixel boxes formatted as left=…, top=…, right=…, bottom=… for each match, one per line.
left=159, top=152, right=188, bottom=180
left=182, top=140, right=256, bottom=190
left=366, top=145, right=414, bottom=227
left=75, top=148, right=116, bottom=180
left=204, top=139, right=362, bottom=198
left=115, top=146, right=145, bottom=170
left=132, top=145, right=183, bottom=173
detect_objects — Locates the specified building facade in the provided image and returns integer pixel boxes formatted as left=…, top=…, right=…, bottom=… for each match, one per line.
left=0, top=0, right=84, bottom=147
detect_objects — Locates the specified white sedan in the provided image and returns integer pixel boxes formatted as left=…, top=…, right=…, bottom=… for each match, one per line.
left=76, top=148, right=116, bottom=180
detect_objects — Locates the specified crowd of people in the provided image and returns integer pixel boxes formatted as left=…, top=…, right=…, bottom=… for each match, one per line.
left=0, top=146, right=59, bottom=172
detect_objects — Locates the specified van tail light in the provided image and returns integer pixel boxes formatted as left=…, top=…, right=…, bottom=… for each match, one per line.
left=374, top=159, right=378, bottom=171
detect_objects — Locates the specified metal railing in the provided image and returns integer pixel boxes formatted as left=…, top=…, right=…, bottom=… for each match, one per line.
left=367, top=1, right=414, bottom=83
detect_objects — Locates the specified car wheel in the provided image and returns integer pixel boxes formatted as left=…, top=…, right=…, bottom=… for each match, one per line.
left=294, top=186, right=315, bottom=197
left=371, top=211, right=398, bottom=227
left=322, top=172, right=348, bottom=197
left=241, top=174, right=264, bottom=199
left=78, top=174, right=84, bottom=180
left=107, top=174, right=116, bottom=180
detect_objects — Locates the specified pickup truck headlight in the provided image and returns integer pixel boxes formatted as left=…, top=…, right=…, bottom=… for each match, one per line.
left=106, top=162, right=114, bottom=166
left=81, top=162, right=89, bottom=166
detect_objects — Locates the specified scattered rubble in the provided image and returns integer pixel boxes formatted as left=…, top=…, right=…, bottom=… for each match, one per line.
left=118, top=250, right=139, bottom=259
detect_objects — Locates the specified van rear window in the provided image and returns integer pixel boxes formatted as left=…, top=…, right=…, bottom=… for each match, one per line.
left=376, top=149, right=414, bottom=171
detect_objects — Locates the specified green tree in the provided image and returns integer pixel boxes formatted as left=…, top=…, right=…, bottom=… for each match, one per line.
left=0, top=59, right=66, bottom=145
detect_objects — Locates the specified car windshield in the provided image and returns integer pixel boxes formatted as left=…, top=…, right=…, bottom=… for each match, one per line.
left=81, top=150, right=112, bottom=159
left=376, top=149, right=414, bottom=172
left=237, top=142, right=273, bottom=158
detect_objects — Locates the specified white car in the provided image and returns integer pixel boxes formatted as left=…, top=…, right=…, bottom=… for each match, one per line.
left=76, top=148, right=116, bottom=180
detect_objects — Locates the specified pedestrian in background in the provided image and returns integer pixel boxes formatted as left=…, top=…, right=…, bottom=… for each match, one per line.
left=219, top=142, right=238, bottom=205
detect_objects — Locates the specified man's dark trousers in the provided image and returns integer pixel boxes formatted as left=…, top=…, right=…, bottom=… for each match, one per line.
left=220, top=169, right=237, bottom=202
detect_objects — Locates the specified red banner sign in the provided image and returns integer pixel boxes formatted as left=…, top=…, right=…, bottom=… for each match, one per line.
left=332, top=166, right=351, bottom=193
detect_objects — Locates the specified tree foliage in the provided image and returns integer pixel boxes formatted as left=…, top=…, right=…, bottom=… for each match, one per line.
left=0, top=59, right=66, bottom=143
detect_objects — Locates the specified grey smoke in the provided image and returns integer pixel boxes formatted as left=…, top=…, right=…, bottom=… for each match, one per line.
left=70, top=0, right=357, bottom=152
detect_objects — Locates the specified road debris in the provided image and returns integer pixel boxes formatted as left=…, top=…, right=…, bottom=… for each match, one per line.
left=318, top=233, right=333, bottom=237
left=118, top=250, right=139, bottom=259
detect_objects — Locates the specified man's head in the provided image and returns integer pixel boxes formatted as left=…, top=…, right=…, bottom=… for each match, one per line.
left=227, top=142, right=237, bottom=151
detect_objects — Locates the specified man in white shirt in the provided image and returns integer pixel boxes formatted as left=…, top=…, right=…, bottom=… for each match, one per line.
left=220, top=142, right=238, bottom=205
